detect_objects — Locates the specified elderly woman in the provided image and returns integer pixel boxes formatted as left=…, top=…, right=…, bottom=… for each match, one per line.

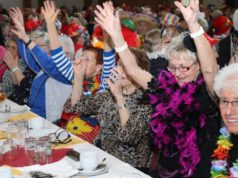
left=9, top=8, right=73, bottom=121
left=1, top=38, right=34, bottom=96
left=192, top=63, right=238, bottom=177
left=64, top=48, right=152, bottom=171
left=2, top=38, right=35, bottom=105
left=94, top=0, right=220, bottom=177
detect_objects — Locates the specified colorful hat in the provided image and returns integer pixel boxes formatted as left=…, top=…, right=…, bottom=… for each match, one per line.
left=161, top=13, right=180, bottom=26
left=92, top=25, right=139, bottom=49
left=66, top=23, right=85, bottom=38
left=212, top=16, right=233, bottom=35
left=24, top=19, right=42, bottom=32
left=133, top=13, right=158, bottom=29
left=121, top=19, right=135, bottom=31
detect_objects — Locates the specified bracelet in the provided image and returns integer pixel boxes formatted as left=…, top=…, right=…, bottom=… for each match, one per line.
left=117, top=103, right=127, bottom=110
left=115, top=42, right=128, bottom=53
left=25, top=39, right=32, bottom=47
left=190, top=26, right=205, bottom=39
left=11, top=67, right=20, bottom=73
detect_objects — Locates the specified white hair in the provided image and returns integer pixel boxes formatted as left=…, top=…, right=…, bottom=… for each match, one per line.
left=30, top=30, right=49, bottom=44
left=214, top=63, right=238, bottom=97
left=233, top=9, right=238, bottom=31
left=58, top=34, right=75, bottom=58
left=165, top=35, right=198, bottom=62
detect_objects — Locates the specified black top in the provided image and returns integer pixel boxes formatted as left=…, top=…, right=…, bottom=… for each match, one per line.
left=145, top=73, right=221, bottom=178
left=8, top=67, right=35, bottom=105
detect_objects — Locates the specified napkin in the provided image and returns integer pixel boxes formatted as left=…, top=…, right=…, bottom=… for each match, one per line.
left=52, top=136, right=86, bottom=149
left=8, top=112, right=38, bottom=122
left=20, top=159, right=83, bottom=178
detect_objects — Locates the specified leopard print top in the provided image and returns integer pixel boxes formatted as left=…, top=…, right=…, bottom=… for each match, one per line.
left=64, top=89, right=152, bottom=168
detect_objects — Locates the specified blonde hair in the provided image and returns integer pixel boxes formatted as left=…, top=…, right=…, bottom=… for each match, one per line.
left=144, top=29, right=163, bottom=52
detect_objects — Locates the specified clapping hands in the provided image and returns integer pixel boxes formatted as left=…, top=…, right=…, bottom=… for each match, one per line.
left=106, top=66, right=124, bottom=99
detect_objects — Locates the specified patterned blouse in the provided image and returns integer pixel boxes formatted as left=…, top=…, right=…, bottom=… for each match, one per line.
left=64, top=89, right=152, bottom=168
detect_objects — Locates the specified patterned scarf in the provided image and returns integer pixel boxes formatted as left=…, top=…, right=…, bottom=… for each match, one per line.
left=148, top=70, right=206, bottom=176
left=83, top=74, right=101, bottom=95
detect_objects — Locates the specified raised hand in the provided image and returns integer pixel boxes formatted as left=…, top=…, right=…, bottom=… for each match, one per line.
left=174, top=0, right=199, bottom=31
left=41, top=1, right=59, bottom=25
left=73, top=57, right=87, bottom=79
left=106, top=66, right=123, bottom=99
left=3, top=50, right=18, bottom=69
left=9, top=7, right=27, bottom=41
left=94, top=1, right=121, bottom=39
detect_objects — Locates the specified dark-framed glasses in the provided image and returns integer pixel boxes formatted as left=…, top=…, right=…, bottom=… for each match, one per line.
left=167, top=61, right=197, bottom=73
left=48, top=128, right=72, bottom=144
left=219, top=98, right=238, bottom=109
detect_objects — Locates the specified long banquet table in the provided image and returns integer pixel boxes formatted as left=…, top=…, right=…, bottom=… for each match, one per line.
left=0, top=99, right=152, bottom=178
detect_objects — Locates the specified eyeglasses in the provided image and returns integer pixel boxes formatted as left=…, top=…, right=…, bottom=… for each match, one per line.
left=167, top=61, right=197, bottom=73
left=219, top=98, right=238, bottom=109
left=48, top=128, right=72, bottom=145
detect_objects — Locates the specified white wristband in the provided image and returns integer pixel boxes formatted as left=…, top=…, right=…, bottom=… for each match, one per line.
left=190, top=26, right=205, bottom=39
left=115, top=42, right=128, bottom=53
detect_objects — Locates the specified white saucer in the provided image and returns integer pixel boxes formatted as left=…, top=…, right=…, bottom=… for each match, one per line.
left=77, top=164, right=108, bottom=176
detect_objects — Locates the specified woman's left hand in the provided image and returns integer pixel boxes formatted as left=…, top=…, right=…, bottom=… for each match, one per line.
left=174, top=0, right=199, bottom=32
left=106, top=66, right=123, bottom=99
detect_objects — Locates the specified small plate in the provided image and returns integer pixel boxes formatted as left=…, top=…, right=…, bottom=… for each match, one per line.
left=77, top=164, right=108, bottom=176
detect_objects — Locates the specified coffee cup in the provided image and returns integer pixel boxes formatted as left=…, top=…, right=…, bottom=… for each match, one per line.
left=29, top=117, right=44, bottom=130
left=0, top=167, right=12, bottom=178
left=80, top=151, right=98, bottom=171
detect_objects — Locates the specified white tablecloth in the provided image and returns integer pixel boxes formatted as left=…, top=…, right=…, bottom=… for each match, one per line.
left=0, top=99, right=152, bottom=178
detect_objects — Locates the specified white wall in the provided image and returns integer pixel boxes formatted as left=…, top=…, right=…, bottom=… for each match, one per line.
left=0, top=0, right=23, bottom=9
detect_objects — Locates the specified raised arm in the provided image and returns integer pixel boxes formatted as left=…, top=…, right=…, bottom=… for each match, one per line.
left=41, top=1, right=60, bottom=50
left=42, top=1, right=74, bottom=82
left=10, top=7, right=41, bottom=73
left=175, top=0, right=217, bottom=95
left=94, top=2, right=152, bottom=89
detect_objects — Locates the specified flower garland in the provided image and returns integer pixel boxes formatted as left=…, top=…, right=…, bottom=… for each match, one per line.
left=211, top=127, right=238, bottom=178
left=83, top=74, right=101, bottom=95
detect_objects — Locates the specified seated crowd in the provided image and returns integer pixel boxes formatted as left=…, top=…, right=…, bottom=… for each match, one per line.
left=0, top=0, right=238, bottom=177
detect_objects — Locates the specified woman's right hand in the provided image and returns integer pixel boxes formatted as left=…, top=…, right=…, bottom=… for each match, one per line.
left=94, top=1, right=122, bottom=39
left=9, top=7, right=28, bottom=42
left=3, top=50, right=18, bottom=69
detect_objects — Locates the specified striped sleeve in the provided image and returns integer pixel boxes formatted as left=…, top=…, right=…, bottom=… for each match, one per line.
left=51, top=47, right=73, bottom=82
left=101, top=49, right=116, bottom=88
